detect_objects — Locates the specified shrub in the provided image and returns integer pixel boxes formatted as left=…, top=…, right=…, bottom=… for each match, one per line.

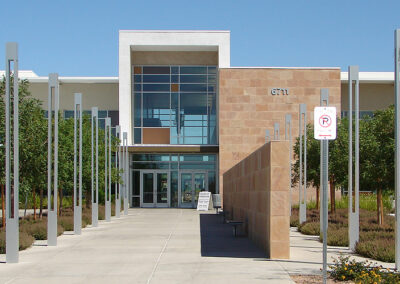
left=299, top=222, right=320, bottom=235
left=0, top=230, right=34, bottom=253
left=329, top=254, right=400, bottom=282
left=59, top=216, right=74, bottom=231
left=326, top=226, right=348, bottom=247
left=356, top=238, right=395, bottom=263
left=22, top=221, right=47, bottom=240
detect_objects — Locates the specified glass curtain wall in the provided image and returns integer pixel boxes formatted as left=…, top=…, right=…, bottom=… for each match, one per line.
left=131, top=154, right=217, bottom=207
left=133, top=66, right=217, bottom=145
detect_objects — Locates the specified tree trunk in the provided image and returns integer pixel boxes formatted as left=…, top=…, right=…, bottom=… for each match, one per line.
left=316, top=187, right=320, bottom=210
left=39, top=188, right=43, bottom=219
left=377, top=188, right=384, bottom=225
left=86, top=188, right=91, bottom=209
left=59, top=188, right=63, bottom=216
left=330, top=178, right=336, bottom=213
left=33, top=187, right=37, bottom=220
left=1, top=184, right=5, bottom=228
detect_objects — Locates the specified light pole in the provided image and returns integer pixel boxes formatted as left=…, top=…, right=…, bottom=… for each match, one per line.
left=105, top=118, right=111, bottom=221
left=123, top=132, right=129, bottom=215
left=91, top=107, right=99, bottom=227
left=394, top=29, right=400, bottom=269
left=285, top=114, right=292, bottom=215
left=115, top=125, right=121, bottom=218
left=74, top=93, right=83, bottom=235
left=5, top=42, right=19, bottom=263
left=299, top=104, right=307, bottom=224
left=47, top=73, right=59, bottom=246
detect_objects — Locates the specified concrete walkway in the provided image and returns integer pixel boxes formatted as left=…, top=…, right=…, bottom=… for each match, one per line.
left=0, top=209, right=294, bottom=284
left=0, top=209, right=394, bottom=283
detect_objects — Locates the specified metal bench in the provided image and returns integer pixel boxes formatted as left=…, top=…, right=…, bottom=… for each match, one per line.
left=226, top=220, right=244, bottom=237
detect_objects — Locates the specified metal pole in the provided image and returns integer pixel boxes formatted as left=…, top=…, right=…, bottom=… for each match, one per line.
left=394, top=29, right=400, bottom=269
left=348, top=66, right=360, bottom=251
left=47, top=73, right=59, bottom=246
left=322, top=139, right=328, bottom=284
left=105, top=118, right=111, bottom=222
left=91, top=107, right=99, bottom=227
left=74, top=93, right=82, bottom=235
left=265, top=129, right=270, bottom=143
left=123, top=132, right=129, bottom=215
left=274, top=122, right=280, bottom=140
left=320, top=90, right=329, bottom=233
left=299, top=104, right=307, bottom=224
left=115, top=125, right=121, bottom=218
left=5, top=42, right=19, bottom=263
left=285, top=114, right=292, bottom=215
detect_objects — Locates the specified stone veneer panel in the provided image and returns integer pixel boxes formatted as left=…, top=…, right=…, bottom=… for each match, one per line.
left=223, top=141, right=290, bottom=259
left=219, top=68, right=341, bottom=201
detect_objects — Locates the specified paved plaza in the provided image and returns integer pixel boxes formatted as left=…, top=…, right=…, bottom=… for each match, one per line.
left=0, top=209, right=394, bottom=283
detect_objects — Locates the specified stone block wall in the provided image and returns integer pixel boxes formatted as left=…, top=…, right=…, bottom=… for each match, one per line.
left=223, top=141, right=290, bottom=259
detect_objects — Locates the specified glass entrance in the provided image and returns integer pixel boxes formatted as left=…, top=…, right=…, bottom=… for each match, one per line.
left=179, top=171, right=208, bottom=208
left=140, top=171, right=169, bottom=207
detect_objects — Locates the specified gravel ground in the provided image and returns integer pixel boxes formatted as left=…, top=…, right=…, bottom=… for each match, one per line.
left=290, top=274, right=354, bottom=283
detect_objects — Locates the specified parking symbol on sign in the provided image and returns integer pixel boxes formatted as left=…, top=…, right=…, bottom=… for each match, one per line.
left=319, top=115, right=332, bottom=128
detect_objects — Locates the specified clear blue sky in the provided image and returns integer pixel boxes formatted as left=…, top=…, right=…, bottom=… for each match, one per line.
left=1, top=0, right=399, bottom=76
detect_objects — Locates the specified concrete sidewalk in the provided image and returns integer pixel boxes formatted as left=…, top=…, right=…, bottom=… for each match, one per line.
left=0, top=209, right=294, bottom=284
left=0, top=209, right=394, bottom=283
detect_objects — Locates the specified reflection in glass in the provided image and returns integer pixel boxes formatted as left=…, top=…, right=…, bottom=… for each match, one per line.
left=181, top=173, right=192, bottom=204
left=143, top=173, right=153, bottom=203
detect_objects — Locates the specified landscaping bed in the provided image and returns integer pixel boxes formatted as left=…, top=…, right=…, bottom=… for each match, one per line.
left=291, top=208, right=395, bottom=263
left=0, top=204, right=116, bottom=254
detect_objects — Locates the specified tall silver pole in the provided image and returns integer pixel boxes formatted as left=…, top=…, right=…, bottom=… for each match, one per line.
left=74, top=93, right=82, bottom=235
left=115, top=126, right=121, bottom=218
left=91, top=107, right=99, bottom=227
left=105, top=118, right=111, bottom=221
left=320, top=90, right=329, bottom=233
left=274, top=122, right=280, bottom=140
left=322, top=139, right=328, bottom=284
left=348, top=66, right=360, bottom=251
left=5, top=42, right=19, bottom=263
left=285, top=114, right=292, bottom=216
left=47, top=73, right=59, bottom=246
left=394, top=29, right=400, bottom=269
left=123, top=132, right=129, bottom=215
left=299, top=104, right=307, bottom=224
left=265, top=129, right=270, bottom=143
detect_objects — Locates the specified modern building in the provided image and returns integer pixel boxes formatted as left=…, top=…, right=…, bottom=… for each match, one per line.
left=8, top=30, right=396, bottom=208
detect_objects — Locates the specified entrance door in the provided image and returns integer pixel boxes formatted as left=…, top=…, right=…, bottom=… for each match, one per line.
left=140, top=171, right=170, bottom=208
left=179, top=171, right=208, bottom=208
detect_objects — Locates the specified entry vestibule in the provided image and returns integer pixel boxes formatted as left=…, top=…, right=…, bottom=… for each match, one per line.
left=131, top=153, right=217, bottom=208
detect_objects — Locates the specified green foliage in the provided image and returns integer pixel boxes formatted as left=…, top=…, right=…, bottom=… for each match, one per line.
left=298, top=221, right=320, bottom=235
left=329, top=254, right=400, bottom=283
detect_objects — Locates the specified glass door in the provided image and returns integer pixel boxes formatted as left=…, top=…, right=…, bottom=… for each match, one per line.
left=140, top=171, right=170, bottom=208
left=179, top=171, right=208, bottom=208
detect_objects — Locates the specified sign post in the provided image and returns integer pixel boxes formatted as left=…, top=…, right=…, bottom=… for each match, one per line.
left=299, top=104, right=307, bottom=224
left=74, top=93, right=83, bottom=235
left=91, top=107, right=99, bottom=227
left=320, top=90, right=329, bottom=233
left=314, top=102, right=337, bottom=284
left=47, top=73, right=59, bottom=246
left=5, top=42, right=19, bottom=263
left=395, top=29, right=400, bottom=269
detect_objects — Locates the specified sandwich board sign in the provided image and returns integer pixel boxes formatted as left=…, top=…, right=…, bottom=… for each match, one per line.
left=314, top=107, right=337, bottom=140
left=197, top=191, right=213, bottom=211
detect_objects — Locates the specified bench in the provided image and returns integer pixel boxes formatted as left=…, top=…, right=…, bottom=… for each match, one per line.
left=226, top=220, right=244, bottom=237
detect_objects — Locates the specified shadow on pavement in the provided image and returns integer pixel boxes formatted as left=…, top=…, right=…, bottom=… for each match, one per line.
left=200, top=213, right=266, bottom=258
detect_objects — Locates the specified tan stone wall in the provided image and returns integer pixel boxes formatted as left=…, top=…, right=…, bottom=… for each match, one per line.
left=131, top=51, right=218, bottom=65
left=28, top=82, right=119, bottom=110
left=341, top=83, right=394, bottom=111
left=219, top=68, right=341, bottom=196
left=223, top=141, right=290, bottom=259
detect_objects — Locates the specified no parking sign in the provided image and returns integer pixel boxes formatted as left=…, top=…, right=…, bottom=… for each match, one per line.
left=314, top=107, right=337, bottom=140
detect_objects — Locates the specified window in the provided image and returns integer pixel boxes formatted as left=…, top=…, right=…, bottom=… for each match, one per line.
left=132, top=65, right=217, bottom=145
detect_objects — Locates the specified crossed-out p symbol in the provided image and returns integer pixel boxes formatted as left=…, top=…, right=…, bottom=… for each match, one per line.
left=319, top=115, right=331, bottom=128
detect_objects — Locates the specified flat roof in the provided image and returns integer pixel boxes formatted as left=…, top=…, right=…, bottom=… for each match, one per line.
left=1, top=70, right=395, bottom=84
